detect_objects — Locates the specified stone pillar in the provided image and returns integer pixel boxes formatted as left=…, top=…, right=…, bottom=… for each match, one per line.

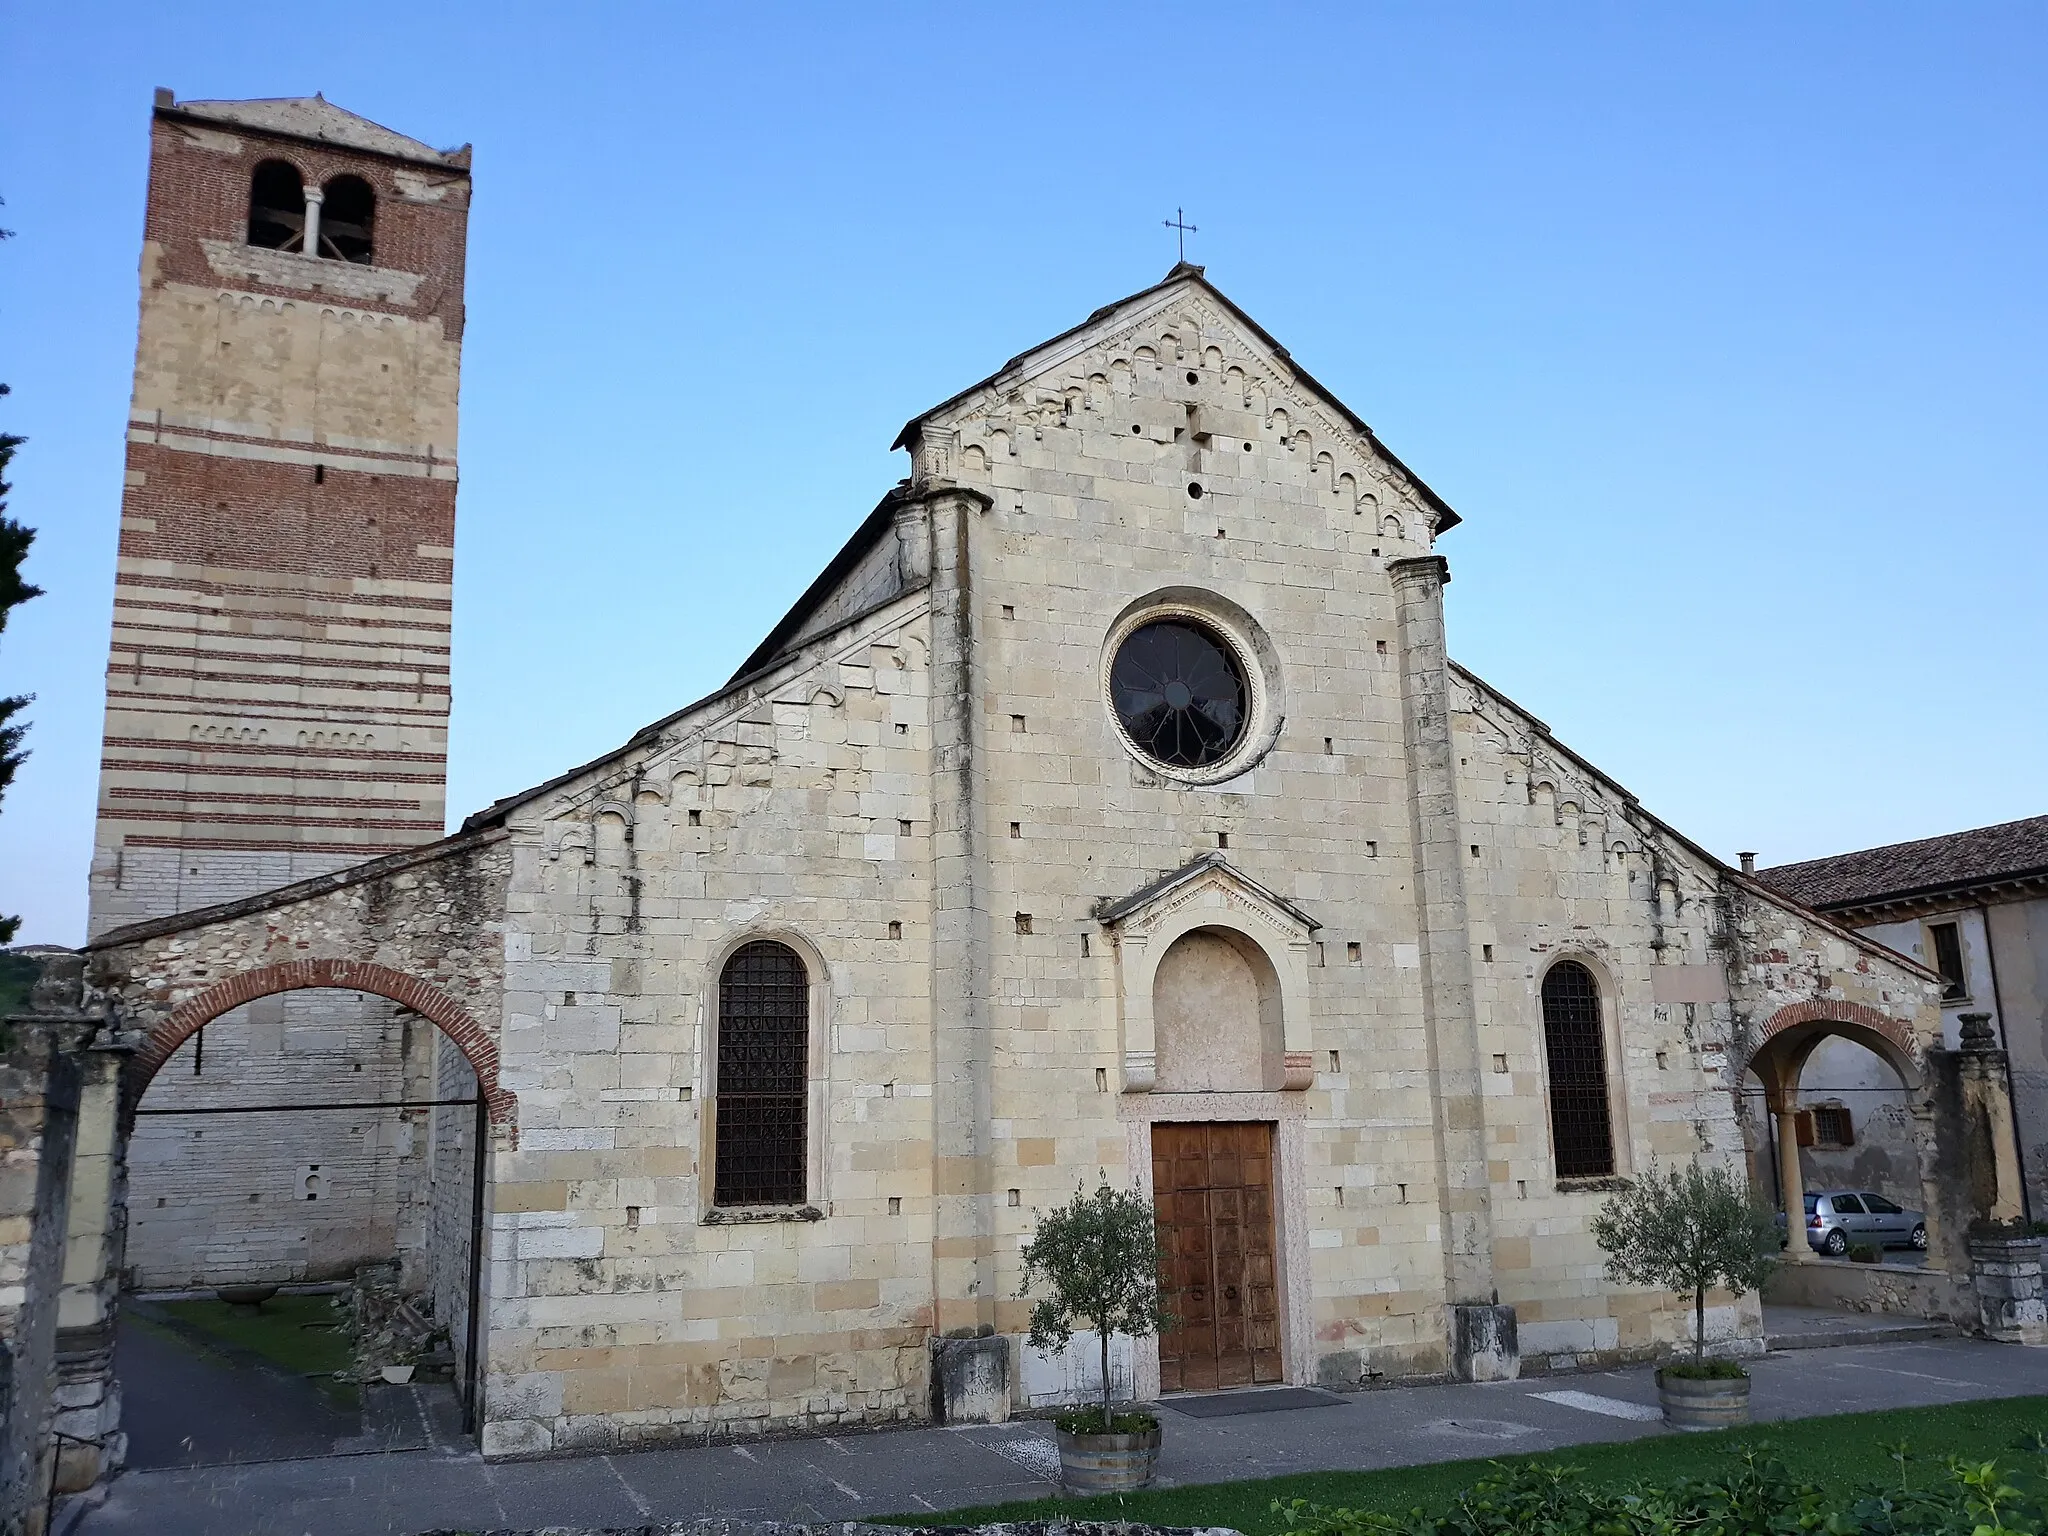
left=0, top=955, right=113, bottom=1536
left=1389, top=555, right=1511, bottom=1381
left=0, top=1015, right=90, bottom=1535
left=1959, top=1014, right=2027, bottom=1223
left=1773, top=1101, right=1810, bottom=1263
left=892, top=491, right=933, bottom=587
left=49, top=1038, right=130, bottom=1499
left=301, top=183, right=324, bottom=258
left=1968, top=1234, right=2047, bottom=1345
left=925, top=483, right=998, bottom=1342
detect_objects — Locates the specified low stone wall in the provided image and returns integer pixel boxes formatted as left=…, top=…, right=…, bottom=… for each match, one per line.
left=1763, top=1259, right=1970, bottom=1322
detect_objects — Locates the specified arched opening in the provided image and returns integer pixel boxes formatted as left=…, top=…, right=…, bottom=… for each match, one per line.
left=1741, top=1013, right=1929, bottom=1264
left=1151, top=925, right=1284, bottom=1092
left=713, top=939, right=810, bottom=1208
left=1541, top=960, right=1615, bottom=1179
left=318, top=174, right=376, bottom=264
left=117, top=966, right=498, bottom=1468
left=246, top=159, right=305, bottom=251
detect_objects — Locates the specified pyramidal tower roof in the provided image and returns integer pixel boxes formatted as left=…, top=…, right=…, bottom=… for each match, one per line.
left=157, top=91, right=469, bottom=168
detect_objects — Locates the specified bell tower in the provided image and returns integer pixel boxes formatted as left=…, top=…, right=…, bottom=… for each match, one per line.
left=89, top=90, right=471, bottom=935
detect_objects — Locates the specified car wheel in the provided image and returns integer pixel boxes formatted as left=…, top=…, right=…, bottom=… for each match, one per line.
left=1823, top=1228, right=1848, bottom=1256
left=1912, top=1224, right=1927, bottom=1251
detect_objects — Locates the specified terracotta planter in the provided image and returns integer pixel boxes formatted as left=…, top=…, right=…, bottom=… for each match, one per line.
left=1657, top=1369, right=1750, bottom=1431
left=1056, top=1421, right=1161, bottom=1493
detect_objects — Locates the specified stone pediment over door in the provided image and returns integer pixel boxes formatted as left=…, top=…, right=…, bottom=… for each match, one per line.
left=1097, top=853, right=1317, bottom=1094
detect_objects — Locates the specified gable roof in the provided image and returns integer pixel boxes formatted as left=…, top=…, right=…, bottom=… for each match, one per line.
left=892, top=263, right=1461, bottom=534
left=1756, top=814, right=2048, bottom=913
left=461, top=270, right=1463, bottom=833
left=730, top=483, right=914, bottom=681
left=161, top=93, right=469, bottom=169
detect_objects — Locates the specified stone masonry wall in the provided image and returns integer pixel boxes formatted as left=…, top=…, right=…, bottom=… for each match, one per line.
left=124, top=993, right=430, bottom=1288
left=479, top=599, right=939, bottom=1457
left=425, top=1032, right=479, bottom=1380
left=461, top=274, right=1811, bottom=1451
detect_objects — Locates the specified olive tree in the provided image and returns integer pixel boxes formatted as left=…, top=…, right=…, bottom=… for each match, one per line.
left=1018, top=1176, right=1169, bottom=1429
left=1591, top=1160, right=1780, bottom=1360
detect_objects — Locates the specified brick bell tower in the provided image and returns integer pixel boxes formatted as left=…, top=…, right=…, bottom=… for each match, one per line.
left=85, top=94, right=474, bottom=1298
left=89, top=92, right=471, bottom=935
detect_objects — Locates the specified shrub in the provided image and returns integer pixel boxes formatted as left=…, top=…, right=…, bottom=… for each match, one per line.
left=1659, top=1358, right=1749, bottom=1381
left=1017, top=1175, right=1170, bottom=1433
left=1590, top=1160, right=1779, bottom=1363
left=1273, top=1438, right=2048, bottom=1535
left=1851, top=1241, right=1883, bottom=1264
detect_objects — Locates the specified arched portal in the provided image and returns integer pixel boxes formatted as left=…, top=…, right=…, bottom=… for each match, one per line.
left=126, top=957, right=514, bottom=1137
left=115, top=957, right=506, bottom=1464
left=1741, top=1001, right=1930, bottom=1266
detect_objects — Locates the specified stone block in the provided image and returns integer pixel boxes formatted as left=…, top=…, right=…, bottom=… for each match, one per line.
left=1451, top=1302, right=1519, bottom=1382
left=930, top=1331, right=1008, bottom=1424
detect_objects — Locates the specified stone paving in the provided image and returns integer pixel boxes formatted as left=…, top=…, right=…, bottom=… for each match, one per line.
left=66, top=1335, right=2048, bottom=1536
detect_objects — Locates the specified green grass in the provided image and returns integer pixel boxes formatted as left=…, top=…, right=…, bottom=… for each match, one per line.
left=885, top=1395, right=2048, bottom=1533
left=141, top=1294, right=357, bottom=1403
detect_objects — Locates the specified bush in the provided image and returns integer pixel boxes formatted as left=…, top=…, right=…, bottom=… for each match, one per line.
left=1851, top=1241, right=1883, bottom=1264
left=1054, top=1407, right=1159, bottom=1437
left=1659, top=1358, right=1749, bottom=1381
left=1273, top=1438, right=2048, bottom=1535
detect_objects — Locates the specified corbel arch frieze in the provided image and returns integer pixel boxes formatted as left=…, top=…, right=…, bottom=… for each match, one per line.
left=1097, top=854, right=1317, bottom=1094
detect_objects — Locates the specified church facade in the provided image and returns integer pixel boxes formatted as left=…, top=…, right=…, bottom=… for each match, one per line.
left=86, top=261, right=1954, bottom=1455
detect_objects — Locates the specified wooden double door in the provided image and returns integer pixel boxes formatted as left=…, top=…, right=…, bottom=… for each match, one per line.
left=1152, top=1121, right=1282, bottom=1392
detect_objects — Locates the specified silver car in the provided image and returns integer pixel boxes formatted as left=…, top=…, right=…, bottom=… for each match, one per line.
left=1792, top=1190, right=1927, bottom=1255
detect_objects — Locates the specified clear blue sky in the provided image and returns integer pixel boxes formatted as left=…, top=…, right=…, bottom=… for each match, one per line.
left=3, top=4, right=2043, bottom=947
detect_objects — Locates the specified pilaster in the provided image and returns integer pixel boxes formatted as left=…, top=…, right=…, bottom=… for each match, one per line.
left=1389, top=555, right=1501, bottom=1348
left=924, top=484, right=996, bottom=1333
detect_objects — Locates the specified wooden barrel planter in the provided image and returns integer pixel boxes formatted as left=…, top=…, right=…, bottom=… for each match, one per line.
left=1056, top=1419, right=1161, bottom=1493
left=1657, top=1368, right=1750, bottom=1431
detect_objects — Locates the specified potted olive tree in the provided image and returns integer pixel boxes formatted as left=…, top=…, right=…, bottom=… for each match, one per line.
left=1018, top=1177, right=1171, bottom=1493
left=1591, top=1160, right=1779, bottom=1430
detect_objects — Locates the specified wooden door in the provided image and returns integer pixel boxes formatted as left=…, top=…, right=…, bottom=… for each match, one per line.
left=1152, top=1121, right=1282, bottom=1392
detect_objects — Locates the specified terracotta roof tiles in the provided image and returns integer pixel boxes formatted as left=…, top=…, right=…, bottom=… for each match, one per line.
left=1756, top=814, right=2048, bottom=911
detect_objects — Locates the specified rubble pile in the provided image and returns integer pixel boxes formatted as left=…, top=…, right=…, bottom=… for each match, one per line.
left=344, top=1262, right=455, bottom=1384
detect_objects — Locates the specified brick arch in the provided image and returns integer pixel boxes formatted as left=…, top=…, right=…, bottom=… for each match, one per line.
left=128, top=957, right=516, bottom=1141
left=1742, top=997, right=1922, bottom=1093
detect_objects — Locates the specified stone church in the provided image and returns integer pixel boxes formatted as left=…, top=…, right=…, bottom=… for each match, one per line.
left=61, top=93, right=1992, bottom=1465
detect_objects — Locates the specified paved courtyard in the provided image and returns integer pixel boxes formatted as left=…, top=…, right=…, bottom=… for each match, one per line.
left=68, top=1331, right=2048, bottom=1536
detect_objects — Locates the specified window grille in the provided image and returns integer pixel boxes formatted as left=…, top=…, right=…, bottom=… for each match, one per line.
left=1541, top=961, right=1615, bottom=1179
left=1812, top=1103, right=1854, bottom=1148
left=714, top=941, right=808, bottom=1206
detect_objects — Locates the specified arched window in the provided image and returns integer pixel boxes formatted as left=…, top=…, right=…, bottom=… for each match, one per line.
left=714, top=940, right=809, bottom=1206
left=247, top=160, right=305, bottom=250
left=1541, top=961, right=1615, bottom=1179
left=319, top=175, right=376, bottom=264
